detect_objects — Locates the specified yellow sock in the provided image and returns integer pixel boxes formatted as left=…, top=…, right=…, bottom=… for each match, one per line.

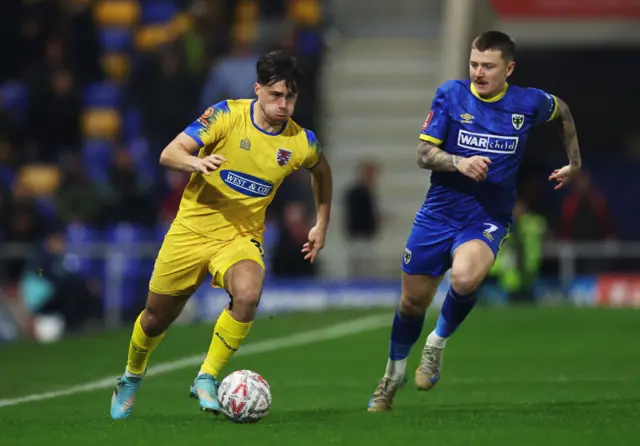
left=126, top=311, right=166, bottom=376
left=201, top=309, right=252, bottom=378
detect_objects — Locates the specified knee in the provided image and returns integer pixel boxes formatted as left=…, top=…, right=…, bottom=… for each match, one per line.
left=143, top=304, right=173, bottom=336
left=231, top=284, right=261, bottom=310
left=400, top=291, right=429, bottom=315
left=450, top=267, right=483, bottom=295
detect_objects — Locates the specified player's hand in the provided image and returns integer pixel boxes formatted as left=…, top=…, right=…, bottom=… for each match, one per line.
left=193, top=154, right=226, bottom=175
left=456, top=156, right=492, bottom=181
left=549, top=164, right=579, bottom=190
left=301, top=224, right=327, bottom=264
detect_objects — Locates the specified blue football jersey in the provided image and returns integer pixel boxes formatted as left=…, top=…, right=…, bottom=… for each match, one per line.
left=417, top=80, right=557, bottom=227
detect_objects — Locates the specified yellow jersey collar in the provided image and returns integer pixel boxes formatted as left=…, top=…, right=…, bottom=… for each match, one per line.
left=470, top=82, right=509, bottom=103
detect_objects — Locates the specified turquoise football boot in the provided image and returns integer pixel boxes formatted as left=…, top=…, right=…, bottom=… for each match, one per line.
left=189, top=373, right=220, bottom=414
left=110, top=374, right=143, bottom=420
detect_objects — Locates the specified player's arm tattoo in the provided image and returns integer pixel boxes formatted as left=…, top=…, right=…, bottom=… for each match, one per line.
left=555, top=97, right=582, bottom=170
left=416, top=140, right=459, bottom=172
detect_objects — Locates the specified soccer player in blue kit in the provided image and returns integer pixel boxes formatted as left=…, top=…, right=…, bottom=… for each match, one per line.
left=368, top=31, right=582, bottom=412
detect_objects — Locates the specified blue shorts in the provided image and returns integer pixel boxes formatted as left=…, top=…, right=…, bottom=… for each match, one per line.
left=402, top=215, right=510, bottom=276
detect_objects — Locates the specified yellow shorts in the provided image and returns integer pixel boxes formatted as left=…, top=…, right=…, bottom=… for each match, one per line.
left=149, top=221, right=265, bottom=296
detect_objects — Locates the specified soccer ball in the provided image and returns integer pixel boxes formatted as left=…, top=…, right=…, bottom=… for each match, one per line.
left=218, top=370, right=272, bottom=423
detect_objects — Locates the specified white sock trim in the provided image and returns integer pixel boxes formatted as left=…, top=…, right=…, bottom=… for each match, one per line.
left=383, top=358, right=407, bottom=381
left=427, top=331, right=447, bottom=349
left=125, top=369, right=143, bottom=379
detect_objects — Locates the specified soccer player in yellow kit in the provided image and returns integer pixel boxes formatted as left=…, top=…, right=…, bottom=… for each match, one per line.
left=110, top=51, right=333, bottom=419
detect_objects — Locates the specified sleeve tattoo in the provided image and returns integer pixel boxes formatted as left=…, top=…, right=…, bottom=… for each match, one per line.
left=416, top=140, right=459, bottom=172
left=555, top=98, right=582, bottom=170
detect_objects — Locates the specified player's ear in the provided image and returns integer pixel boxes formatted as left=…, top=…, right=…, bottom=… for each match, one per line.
left=506, top=61, right=515, bottom=77
left=254, top=82, right=261, bottom=97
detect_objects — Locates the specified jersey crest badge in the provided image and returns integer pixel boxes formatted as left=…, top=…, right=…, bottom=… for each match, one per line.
left=239, top=138, right=251, bottom=151
left=512, top=114, right=524, bottom=130
left=403, top=248, right=412, bottom=264
left=276, top=148, right=292, bottom=166
left=460, top=113, right=474, bottom=124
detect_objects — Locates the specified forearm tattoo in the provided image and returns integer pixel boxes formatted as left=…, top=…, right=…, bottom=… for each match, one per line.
left=556, top=98, right=582, bottom=170
left=416, top=140, right=459, bottom=172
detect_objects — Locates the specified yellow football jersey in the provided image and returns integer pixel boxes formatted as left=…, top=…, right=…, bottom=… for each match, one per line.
left=178, top=99, right=321, bottom=241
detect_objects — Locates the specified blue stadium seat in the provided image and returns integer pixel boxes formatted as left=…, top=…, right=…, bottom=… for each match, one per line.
left=1, top=81, right=29, bottom=120
left=104, top=224, right=150, bottom=297
left=82, top=140, right=114, bottom=183
left=35, top=197, right=58, bottom=226
left=153, top=222, right=170, bottom=241
left=83, top=82, right=123, bottom=108
left=99, top=28, right=133, bottom=53
left=64, top=222, right=105, bottom=279
left=122, top=108, right=142, bottom=141
left=65, top=222, right=102, bottom=243
left=126, top=137, right=155, bottom=185
left=106, top=222, right=149, bottom=244
left=0, top=166, right=15, bottom=188
left=140, top=1, right=179, bottom=24
left=263, top=219, right=280, bottom=253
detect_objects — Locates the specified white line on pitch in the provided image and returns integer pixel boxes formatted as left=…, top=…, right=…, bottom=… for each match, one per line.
left=0, top=313, right=391, bottom=409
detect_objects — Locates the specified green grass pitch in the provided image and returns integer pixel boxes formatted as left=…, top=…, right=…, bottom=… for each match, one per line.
left=0, top=307, right=638, bottom=446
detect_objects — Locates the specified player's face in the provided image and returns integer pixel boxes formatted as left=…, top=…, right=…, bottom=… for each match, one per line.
left=255, top=80, right=298, bottom=124
left=469, top=48, right=515, bottom=98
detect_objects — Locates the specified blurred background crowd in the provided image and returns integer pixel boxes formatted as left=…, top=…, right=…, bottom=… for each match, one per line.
left=0, top=0, right=326, bottom=335
left=1, top=0, right=639, bottom=341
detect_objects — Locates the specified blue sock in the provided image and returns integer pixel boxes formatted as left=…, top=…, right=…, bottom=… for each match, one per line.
left=389, top=309, right=425, bottom=360
left=434, top=287, right=477, bottom=338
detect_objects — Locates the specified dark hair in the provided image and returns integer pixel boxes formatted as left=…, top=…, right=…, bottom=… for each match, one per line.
left=472, top=31, right=516, bottom=60
left=256, top=50, right=300, bottom=94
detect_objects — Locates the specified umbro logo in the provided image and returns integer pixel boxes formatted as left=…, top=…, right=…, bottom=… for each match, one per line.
left=460, top=113, right=474, bottom=124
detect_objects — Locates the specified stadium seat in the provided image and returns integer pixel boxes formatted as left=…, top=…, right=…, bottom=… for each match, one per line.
left=170, top=12, right=193, bottom=37
left=94, top=0, right=140, bottom=28
left=34, top=196, right=58, bottom=226
left=122, top=108, right=142, bottom=141
left=82, top=139, right=115, bottom=183
left=104, top=223, right=147, bottom=283
left=140, top=1, right=179, bottom=25
left=102, top=53, right=131, bottom=83
left=16, top=165, right=61, bottom=197
left=289, top=0, right=322, bottom=26
left=65, top=222, right=103, bottom=243
left=106, top=222, right=149, bottom=244
left=235, top=0, right=258, bottom=22
left=126, top=137, right=156, bottom=184
left=232, top=21, right=258, bottom=44
left=0, top=81, right=29, bottom=120
left=99, top=28, right=133, bottom=53
left=83, top=82, right=123, bottom=108
left=135, top=24, right=174, bottom=51
left=64, top=222, right=106, bottom=279
left=153, top=222, right=170, bottom=241
left=82, top=108, right=122, bottom=140
left=0, top=165, right=15, bottom=188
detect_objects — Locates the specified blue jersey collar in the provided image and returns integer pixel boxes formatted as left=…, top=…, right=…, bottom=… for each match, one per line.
left=250, top=99, right=288, bottom=136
